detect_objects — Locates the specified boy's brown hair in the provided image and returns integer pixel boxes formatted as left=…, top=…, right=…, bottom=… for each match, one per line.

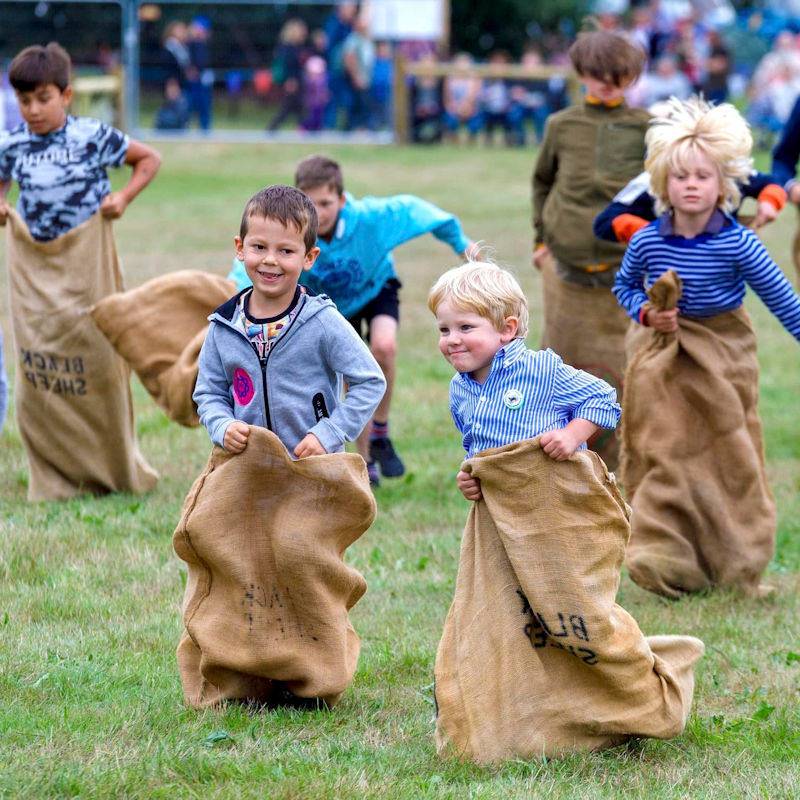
left=294, top=155, right=345, bottom=196
left=568, top=30, right=645, bottom=87
left=9, top=42, right=72, bottom=93
left=239, top=184, right=319, bottom=253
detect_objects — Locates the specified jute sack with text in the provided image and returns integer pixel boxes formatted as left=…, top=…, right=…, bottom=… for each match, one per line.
left=5, top=209, right=157, bottom=501
left=434, top=437, right=704, bottom=764
left=621, top=270, right=776, bottom=598
left=91, top=270, right=236, bottom=426
left=173, top=427, right=374, bottom=708
left=540, top=254, right=629, bottom=470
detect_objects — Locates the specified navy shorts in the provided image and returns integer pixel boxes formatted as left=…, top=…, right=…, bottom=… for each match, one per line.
left=346, top=278, right=401, bottom=342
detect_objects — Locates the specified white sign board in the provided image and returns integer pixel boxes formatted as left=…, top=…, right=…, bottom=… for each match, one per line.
left=369, top=0, right=444, bottom=41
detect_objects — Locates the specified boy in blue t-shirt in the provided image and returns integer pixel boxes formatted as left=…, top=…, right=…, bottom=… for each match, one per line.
left=229, top=154, right=475, bottom=485
left=0, top=42, right=161, bottom=240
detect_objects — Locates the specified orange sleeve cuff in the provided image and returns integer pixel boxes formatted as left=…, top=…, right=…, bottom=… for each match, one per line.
left=758, top=184, right=787, bottom=211
left=612, top=213, right=649, bottom=244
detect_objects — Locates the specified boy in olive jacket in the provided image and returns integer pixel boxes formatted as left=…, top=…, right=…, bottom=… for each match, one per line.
left=531, top=30, right=648, bottom=468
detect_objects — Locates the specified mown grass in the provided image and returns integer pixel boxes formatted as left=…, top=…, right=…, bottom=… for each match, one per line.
left=1, top=142, right=798, bottom=799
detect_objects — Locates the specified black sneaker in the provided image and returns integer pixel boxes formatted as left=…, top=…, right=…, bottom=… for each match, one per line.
left=369, top=436, right=405, bottom=478
left=367, top=460, right=381, bottom=487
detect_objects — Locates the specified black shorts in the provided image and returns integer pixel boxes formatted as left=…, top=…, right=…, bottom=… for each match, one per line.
left=346, top=278, right=401, bottom=341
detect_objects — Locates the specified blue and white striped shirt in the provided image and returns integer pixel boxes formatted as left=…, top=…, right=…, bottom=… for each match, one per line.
left=448, top=338, right=621, bottom=458
left=613, top=211, right=800, bottom=341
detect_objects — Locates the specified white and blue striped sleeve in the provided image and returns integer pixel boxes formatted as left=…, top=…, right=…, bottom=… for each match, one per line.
left=613, top=232, right=650, bottom=321
left=737, top=229, right=800, bottom=341
left=550, top=356, right=621, bottom=430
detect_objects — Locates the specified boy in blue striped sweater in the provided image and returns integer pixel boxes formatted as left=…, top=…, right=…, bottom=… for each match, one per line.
left=614, top=97, right=800, bottom=338
left=614, top=96, right=800, bottom=598
left=428, top=261, right=620, bottom=501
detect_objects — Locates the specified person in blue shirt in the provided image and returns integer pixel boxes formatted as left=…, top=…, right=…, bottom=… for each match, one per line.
left=771, top=92, right=800, bottom=206
left=229, top=154, right=475, bottom=486
left=427, top=260, right=620, bottom=502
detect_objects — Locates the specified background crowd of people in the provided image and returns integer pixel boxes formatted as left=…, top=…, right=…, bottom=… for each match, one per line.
left=3, top=0, right=800, bottom=145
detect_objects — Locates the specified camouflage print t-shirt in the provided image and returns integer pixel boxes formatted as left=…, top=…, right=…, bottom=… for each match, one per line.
left=0, top=115, right=129, bottom=241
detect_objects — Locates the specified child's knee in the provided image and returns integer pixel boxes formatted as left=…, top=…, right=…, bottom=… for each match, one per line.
left=370, top=337, right=397, bottom=365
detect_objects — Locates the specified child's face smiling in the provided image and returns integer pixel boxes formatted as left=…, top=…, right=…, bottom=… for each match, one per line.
left=303, top=185, right=346, bottom=240
left=667, top=150, right=721, bottom=224
left=15, top=82, right=72, bottom=135
left=235, top=215, right=319, bottom=317
left=436, top=300, right=517, bottom=385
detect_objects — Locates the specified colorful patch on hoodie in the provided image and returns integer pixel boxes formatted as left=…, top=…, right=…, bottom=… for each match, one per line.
left=233, top=368, right=255, bottom=406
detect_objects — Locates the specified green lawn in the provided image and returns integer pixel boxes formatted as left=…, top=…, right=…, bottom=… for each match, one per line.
left=0, top=142, right=798, bottom=799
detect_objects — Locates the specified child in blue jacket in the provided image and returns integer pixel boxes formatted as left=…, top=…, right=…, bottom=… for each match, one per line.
left=197, top=184, right=385, bottom=459
left=229, top=155, right=474, bottom=485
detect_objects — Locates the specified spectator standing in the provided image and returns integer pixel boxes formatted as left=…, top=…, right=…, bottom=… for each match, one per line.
left=301, top=55, right=329, bottom=131
left=442, top=52, right=483, bottom=143
left=268, top=18, right=308, bottom=131
left=410, top=50, right=442, bottom=142
left=187, top=16, right=213, bottom=131
left=322, top=2, right=357, bottom=128
left=370, top=41, right=394, bottom=130
left=480, top=50, right=516, bottom=146
left=342, top=13, right=376, bottom=130
left=701, top=29, right=731, bottom=103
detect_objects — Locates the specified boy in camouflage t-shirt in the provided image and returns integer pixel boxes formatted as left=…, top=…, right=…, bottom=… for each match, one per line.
left=0, top=42, right=161, bottom=239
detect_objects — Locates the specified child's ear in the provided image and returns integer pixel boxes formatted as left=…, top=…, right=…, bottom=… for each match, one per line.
left=500, top=316, right=519, bottom=343
left=304, top=246, right=321, bottom=271
left=234, top=235, right=244, bottom=261
left=61, top=86, right=73, bottom=106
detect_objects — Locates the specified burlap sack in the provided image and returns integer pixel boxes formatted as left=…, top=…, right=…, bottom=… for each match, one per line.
left=621, top=270, right=776, bottom=598
left=91, top=270, right=236, bottom=426
left=173, top=427, right=375, bottom=708
left=539, top=254, right=629, bottom=469
left=5, top=208, right=157, bottom=500
left=434, top=437, right=704, bottom=764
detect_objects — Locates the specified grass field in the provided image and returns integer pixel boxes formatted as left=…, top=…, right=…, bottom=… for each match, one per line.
left=0, top=142, right=799, bottom=799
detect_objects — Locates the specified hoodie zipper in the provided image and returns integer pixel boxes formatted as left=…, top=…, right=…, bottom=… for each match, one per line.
left=243, top=299, right=304, bottom=435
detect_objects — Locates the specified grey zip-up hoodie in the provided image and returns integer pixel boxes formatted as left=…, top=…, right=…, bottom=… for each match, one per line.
left=194, top=288, right=386, bottom=456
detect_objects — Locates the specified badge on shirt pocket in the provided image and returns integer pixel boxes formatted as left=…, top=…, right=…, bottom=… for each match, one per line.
left=503, top=389, right=524, bottom=409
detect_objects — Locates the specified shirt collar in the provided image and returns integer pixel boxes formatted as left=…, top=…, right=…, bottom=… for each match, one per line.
left=658, top=207, right=728, bottom=237
left=456, top=337, right=526, bottom=387
left=585, top=95, right=625, bottom=108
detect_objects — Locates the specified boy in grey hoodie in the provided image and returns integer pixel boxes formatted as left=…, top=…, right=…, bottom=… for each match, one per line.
left=194, top=185, right=385, bottom=459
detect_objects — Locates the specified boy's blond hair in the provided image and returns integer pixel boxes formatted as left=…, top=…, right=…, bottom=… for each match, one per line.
left=645, top=96, right=753, bottom=215
left=427, top=262, right=529, bottom=338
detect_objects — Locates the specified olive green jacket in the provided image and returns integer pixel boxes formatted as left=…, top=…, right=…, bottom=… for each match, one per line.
left=532, top=101, right=650, bottom=271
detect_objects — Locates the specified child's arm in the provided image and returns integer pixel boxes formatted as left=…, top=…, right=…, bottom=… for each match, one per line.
left=531, top=118, right=558, bottom=259
left=457, top=469, right=482, bottom=501
left=193, top=329, right=248, bottom=450
left=545, top=357, right=621, bottom=461
left=0, top=182, right=9, bottom=226
left=100, top=139, right=162, bottom=220
left=540, top=418, right=600, bottom=461
left=361, top=194, right=472, bottom=259
left=612, top=235, right=653, bottom=325
left=304, top=311, right=386, bottom=454
left=593, top=172, right=655, bottom=243
left=737, top=228, right=800, bottom=341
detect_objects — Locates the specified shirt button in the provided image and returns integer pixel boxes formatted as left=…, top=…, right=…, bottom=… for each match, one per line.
left=480, top=396, right=487, bottom=402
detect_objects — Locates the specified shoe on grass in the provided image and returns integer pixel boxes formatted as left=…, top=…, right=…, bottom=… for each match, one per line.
left=367, top=460, right=381, bottom=487
left=369, top=436, right=405, bottom=478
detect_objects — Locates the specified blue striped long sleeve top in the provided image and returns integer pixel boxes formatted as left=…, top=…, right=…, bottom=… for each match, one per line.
left=449, top=338, right=621, bottom=458
left=613, top=212, right=800, bottom=341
